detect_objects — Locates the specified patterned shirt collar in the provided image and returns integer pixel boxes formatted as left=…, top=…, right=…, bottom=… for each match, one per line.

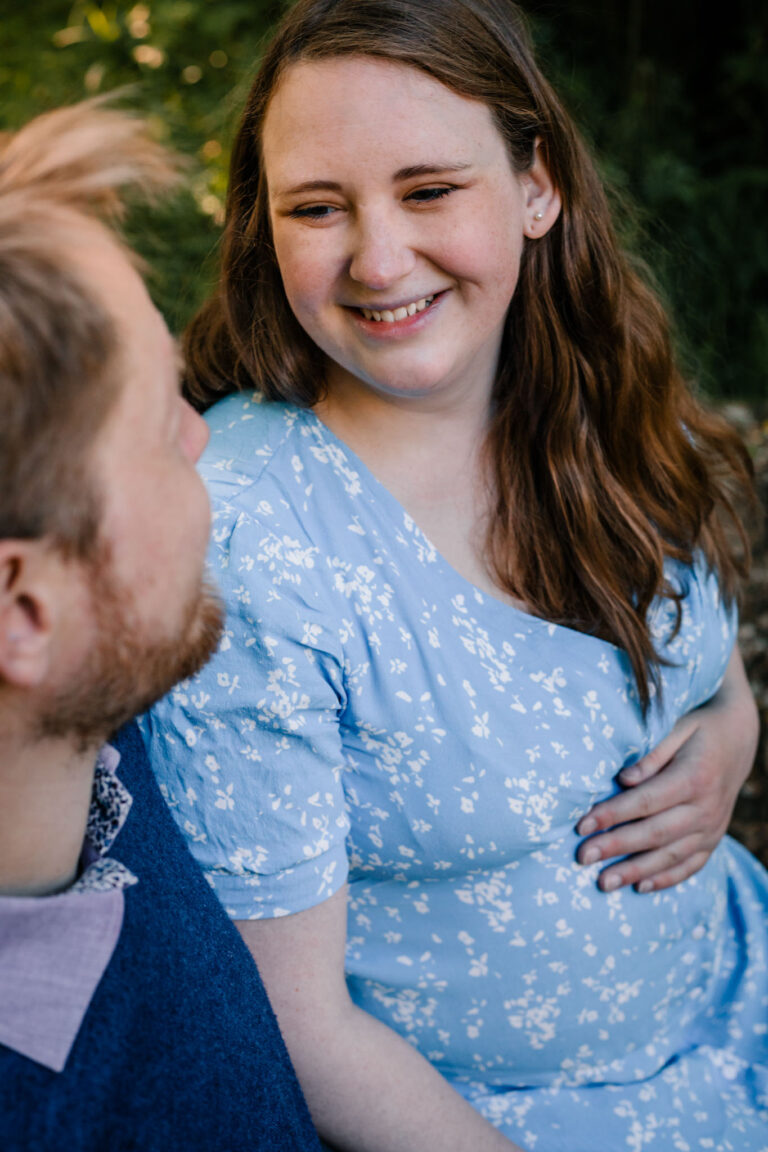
left=74, top=744, right=137, bottom=893
left=0, top=744, right=138, bottom=1072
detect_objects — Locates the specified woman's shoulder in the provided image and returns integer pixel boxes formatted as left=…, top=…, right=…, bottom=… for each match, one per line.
left=199, top=393, right=373, bottom=542
left=658, top=551, right=733, bottom=626
left=201, top=393, right=307, bottom=484
left=199, top=394, right=327, bottom=521
left=195, top=396, right=337, bottom=601
left=652, top=550, right=737, bottom=711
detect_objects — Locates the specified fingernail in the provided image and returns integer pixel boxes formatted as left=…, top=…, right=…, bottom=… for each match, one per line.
left=637, top=880, right=654, bottom=894
left=621, top=767, right=640, bottom=783
left=582, top=846, right=601, bottom=865
left=602, top=873, right=621, bottom=891
left=579, top=817, right=597, bottom=836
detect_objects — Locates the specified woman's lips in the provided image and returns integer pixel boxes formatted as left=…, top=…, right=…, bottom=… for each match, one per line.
left=348, top=290, right=446, bottom=335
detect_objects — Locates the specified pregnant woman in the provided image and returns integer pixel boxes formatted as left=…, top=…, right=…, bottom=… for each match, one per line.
left=143, top=1, right=766, bottom=1147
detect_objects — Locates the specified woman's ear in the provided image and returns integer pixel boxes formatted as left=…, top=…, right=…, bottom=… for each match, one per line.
left=521, top=138, right=561, bottom=238
left=0, top=541, right=58, bottom=688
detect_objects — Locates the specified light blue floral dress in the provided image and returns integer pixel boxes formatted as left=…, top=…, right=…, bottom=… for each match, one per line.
left=142, top=394, right=768, bottom=1151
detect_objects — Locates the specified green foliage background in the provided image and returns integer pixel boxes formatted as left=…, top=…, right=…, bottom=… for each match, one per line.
left=1, top=0, right=766, bottom=397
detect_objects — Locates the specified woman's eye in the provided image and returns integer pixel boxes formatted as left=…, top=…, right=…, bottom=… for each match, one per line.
left=288, top=204, right=338, bottom=220
left=406, top=186, right=455, bottom=204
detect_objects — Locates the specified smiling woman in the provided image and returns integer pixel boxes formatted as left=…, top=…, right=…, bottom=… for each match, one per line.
left=142, top=2, right=766, bottom=1150
left=263, top=57, right=556, bottom=408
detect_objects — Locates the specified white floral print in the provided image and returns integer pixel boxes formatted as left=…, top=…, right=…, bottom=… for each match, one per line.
left=142, top=395, right=768, bottom=1149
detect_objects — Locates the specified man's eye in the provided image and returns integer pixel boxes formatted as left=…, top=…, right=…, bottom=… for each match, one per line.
left=406, top=186, right=455, bottom=204
left=288, top=204, right=338, bottom=220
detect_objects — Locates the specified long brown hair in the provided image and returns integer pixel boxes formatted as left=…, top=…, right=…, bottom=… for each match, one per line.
left=184, top=0, right=754, bottom=709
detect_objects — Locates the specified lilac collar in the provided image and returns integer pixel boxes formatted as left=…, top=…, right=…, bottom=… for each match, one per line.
left=0, top=745, right=137, bottom=1072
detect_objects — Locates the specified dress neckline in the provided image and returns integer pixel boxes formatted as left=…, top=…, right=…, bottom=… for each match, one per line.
left=299, top=403, right=623, bottom=653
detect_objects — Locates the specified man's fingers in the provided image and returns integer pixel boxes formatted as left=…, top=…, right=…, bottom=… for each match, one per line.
left=577, top=806, right=698, bottom=866
left=596, top=845, right=710, bottom=894
left=618, top=719, right=696, bottom=787
left=577, top=768, right=693, bottom=837
left=632, top=853, right=712, bottom=893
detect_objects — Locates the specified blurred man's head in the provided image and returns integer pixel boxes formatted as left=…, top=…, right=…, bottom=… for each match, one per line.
left=0, top=102, right=223, bottom=751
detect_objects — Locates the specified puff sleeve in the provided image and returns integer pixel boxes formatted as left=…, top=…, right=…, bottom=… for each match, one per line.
left=141, top=495, right=350, bottom=920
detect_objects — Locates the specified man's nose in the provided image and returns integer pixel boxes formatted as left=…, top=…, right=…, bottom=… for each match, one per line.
left=181, top=400, right=210, bottom=465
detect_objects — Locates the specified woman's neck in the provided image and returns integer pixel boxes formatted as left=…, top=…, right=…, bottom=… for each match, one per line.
left=313, top=366, right=492, bottom=502
left=313, top=368, right=525, bottom=609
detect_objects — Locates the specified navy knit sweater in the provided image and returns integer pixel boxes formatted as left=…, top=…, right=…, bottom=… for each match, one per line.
left=0, top=722, right=320, bottom=1151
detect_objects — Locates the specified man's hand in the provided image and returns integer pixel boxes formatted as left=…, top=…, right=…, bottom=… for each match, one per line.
left=576, top=647, right=759, bottom=893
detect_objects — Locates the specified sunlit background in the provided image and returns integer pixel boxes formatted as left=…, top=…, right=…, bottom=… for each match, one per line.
left=2, top=0, right=766, bottom=401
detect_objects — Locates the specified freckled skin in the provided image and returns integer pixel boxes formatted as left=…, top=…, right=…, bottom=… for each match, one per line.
left=263, top=56, right=552, bottom=411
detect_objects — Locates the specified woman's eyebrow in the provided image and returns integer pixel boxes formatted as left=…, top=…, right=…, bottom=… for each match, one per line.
left=275, top=179, right=344, bottom=197
left=274, top=162, right=473, bottom=199
left=393, top=161, right=473, bottom=181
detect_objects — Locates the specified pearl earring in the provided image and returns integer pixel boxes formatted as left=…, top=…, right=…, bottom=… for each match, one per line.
left=533, top=211, right=544, bottom=221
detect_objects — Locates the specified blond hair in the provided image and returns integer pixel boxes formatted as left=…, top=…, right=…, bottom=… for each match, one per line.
left=0, top=98, right=179, bottom=553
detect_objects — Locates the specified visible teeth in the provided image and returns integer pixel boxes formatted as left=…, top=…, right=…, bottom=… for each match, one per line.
left=361, top=295, right=435, bottom=323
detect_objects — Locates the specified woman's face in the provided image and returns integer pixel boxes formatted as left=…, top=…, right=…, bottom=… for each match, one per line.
left=262, top=55, right=558, bottom=409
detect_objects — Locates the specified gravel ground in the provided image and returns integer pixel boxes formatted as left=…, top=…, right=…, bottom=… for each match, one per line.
left=722, top=403, right=768, bottom=866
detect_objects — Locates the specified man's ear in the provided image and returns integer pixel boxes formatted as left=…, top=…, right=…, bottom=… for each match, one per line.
left=521, top=138, right=561, bottom=239
left=0, top=540, right=59, bottom=688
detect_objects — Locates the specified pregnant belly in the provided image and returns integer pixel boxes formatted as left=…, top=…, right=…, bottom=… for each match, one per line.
left=346, top=835, right=729, bottom=1087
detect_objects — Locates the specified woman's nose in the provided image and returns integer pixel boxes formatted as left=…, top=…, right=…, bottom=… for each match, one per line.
left=348, top=213, right=417, bottom=289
